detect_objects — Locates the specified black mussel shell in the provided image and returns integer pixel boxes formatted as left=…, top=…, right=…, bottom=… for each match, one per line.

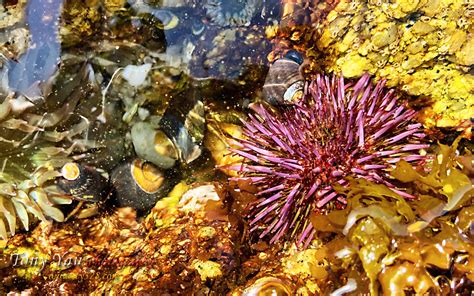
left=57, top=163, right=111, bottom=203
left=160, top=112, right=203, bottom=165
left=110, top=159, right=178, bottom=214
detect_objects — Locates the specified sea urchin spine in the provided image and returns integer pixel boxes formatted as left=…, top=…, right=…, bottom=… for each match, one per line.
left=228, top=74, right=429, bottom=247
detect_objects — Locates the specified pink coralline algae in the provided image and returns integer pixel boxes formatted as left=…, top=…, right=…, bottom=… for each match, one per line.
left=228, top=74, right=429, bottom=247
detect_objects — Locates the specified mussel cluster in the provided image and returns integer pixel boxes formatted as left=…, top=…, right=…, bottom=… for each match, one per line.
left=0, top=11, right=209, bottom=239
left=53, top=74, right=207, bottom=216
left=0, top=0, right=292, bottom=239
left=58, top=96, right=205, bottom=210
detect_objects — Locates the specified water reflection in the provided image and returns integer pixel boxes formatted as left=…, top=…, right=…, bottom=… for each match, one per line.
left=128, top=0, right=280, bottom=79
left=7, top=0, right=63, bottom=100
left=0, top=0, right=279, bottom=232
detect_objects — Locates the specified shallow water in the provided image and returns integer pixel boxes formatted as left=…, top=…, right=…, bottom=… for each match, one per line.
left=0, top=0, right=473, bottom=294
left=0, top=0, right=277, bottom=178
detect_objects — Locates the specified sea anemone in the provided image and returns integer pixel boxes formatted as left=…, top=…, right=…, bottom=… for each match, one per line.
left=0, top=167, right=72, bottom=239
left=228, top=74, right=429, bottom=247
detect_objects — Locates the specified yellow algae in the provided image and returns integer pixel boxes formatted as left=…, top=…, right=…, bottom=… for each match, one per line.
left=455, top=38, right=474, bottom=66
left=282, top=247, right=329, bottom=280
left=337, top=30, right=359, bottom=53
left=372, top=23, right=398, bottom=48
left=5, top=246, right=49, bottom=279
left=192, top=259, right=223, bottom=281
left=338, top=53, right=371, bottom=78
left=420, top=0, right=442, bottom=17
left=305, top=280, right=321, bottom=294
left=314, top=0, right=473, bottom=130
left=406, top=40, right=426, bottom=54
left=145, top=182, right=189, bottom=229
left=159, top=244, right=172, bottom=256
left=198, top=226, right=217, bottom=240
left=446, top=30, right=467, bottom=54
left=411, top=21, right=435, bottom=35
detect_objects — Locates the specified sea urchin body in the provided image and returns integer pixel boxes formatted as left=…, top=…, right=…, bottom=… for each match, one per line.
left=228, top=74, right=429, bottom=247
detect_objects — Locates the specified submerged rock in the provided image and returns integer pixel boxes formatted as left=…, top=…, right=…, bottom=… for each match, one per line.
left=0, top=183, right=242, bottom=294
left=313, top=0, right=473, bottom=133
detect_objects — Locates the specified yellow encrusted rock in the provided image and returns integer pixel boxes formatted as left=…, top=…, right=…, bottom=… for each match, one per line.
left=192, top=259, right=223, bottom=281
left=313, top=0, right=473, bottom=131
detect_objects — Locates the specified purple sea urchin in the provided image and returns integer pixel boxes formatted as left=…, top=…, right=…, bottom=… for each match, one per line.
left=228, top=74, right=429, bottom=247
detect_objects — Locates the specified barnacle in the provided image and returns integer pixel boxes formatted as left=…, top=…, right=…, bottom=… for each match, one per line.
left=0, top=167, right=72, bottom=239
left=314, top=0, right=474, bottom=132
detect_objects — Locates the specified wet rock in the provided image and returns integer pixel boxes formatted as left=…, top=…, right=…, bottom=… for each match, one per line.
left=313, top=0, right=473, bottom=133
